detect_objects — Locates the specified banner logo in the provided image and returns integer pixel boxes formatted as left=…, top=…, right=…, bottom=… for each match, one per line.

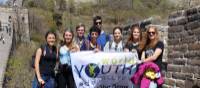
left=85, top=63, right=100, bottom=78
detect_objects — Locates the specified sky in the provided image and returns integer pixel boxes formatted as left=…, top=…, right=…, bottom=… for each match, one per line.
left=0, top=0, right=7, bottom=4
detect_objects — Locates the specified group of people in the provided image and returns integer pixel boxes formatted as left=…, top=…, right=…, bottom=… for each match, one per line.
left=32, top=16, right=164, bottom=88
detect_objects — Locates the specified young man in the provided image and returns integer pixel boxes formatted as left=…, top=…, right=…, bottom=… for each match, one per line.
left=74, top=23, right=89, bottom=51
left=88, top=16, right=110, bottom=50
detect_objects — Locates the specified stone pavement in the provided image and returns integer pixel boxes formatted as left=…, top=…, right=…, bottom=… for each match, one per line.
left=0, top=7, right=13, bottom=88
left=0, top=30, right=12, bottom=88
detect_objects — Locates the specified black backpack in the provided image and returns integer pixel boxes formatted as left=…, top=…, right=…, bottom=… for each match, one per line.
left=31, top=45, right=46, bottom=68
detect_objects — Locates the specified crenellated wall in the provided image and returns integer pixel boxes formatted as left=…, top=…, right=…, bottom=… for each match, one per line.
left=0, top=7, right=30, bottom=43
left=0, top=7, right=30, bottom=87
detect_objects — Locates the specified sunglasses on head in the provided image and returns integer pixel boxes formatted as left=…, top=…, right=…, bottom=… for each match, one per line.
left=95, top=21, right=102, bottom=25
left=148, top=31, right=156, bottom=35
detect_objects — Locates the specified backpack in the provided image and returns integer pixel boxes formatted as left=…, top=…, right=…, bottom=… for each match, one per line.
left=106, top=34, right=110, bottom=42
left=31, top=45, right=46, bottom=68
left=108, top=40, right=113, bottom=50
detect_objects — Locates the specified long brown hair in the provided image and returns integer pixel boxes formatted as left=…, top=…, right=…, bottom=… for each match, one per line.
left=113, top=26, right=123, bottom=41
left=62, top=29, right=78, bottom=50
left=126, top=25, right=145, bottom=52
left=146, top=25, right=159, bottom=49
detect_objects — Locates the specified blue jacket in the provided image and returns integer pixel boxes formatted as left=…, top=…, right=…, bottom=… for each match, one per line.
left=80, top=39, right=89, bottom=51
left=75, top=37, right=89, bottom=51
left=88, top=32, right=110, bottom=50
left=97, top=32, right=110, bottom=50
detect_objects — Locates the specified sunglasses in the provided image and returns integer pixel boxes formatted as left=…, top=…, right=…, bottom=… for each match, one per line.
left=148, top=32, right=156, bottom=35
left=95, top=21, right=102, bottom=25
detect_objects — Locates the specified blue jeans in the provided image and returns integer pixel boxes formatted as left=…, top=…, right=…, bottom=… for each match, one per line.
left=32, top=75, right=55, bottom=88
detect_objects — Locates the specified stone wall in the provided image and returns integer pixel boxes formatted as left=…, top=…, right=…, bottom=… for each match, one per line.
left=165, top=6, right=200, bottom=88
left=0, top=7, right=30, bottom=43
left=12, top=8, right=30, bottom=43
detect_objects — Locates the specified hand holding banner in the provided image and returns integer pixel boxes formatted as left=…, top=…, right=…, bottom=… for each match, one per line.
left=71, top=51, right=139, bottom=88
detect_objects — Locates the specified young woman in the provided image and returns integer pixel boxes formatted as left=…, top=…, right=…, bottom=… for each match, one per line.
left=124, top=25, right=145, bottom=59
left=57, top=29, right=79, bottom=88
left=104, top=27, right=124, bottom=52
left=33, top=31, right=57, bottom=88
left=75, top=23, right=89, bottom=51
left=88, top=26, right=101, bottom=51
left=141, top=25, right=164, bottom=69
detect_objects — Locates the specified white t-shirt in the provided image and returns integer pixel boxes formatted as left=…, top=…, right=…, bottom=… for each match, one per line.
left=103, top=40, right=123, bottom=52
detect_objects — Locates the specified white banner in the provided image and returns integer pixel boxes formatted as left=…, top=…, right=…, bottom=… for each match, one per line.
left=71, top=51, right=139, bottom=88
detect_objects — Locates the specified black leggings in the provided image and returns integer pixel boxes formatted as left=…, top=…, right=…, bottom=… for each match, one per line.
left=57, top=64, right=76, bottom=88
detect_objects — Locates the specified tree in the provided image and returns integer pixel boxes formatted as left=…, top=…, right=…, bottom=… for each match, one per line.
left=53, top=12, right=63, bottom=30
left=59, top=0, right=67, bottom=11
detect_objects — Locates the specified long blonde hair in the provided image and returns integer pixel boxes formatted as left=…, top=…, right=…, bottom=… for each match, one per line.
left=146, top=25, right=159, bottom=49
left=62, top=29, right=78, bottom=51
